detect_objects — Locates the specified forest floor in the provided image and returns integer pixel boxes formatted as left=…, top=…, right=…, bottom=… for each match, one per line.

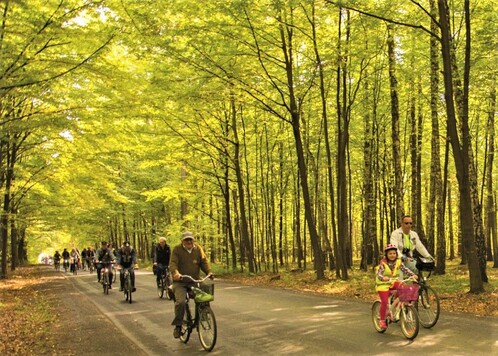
left=1, top=261, right=497, bottom=354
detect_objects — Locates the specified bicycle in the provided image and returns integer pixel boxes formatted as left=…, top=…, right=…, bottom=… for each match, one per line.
left=63, top=259, right=69, bottom=273
left=157, top=266, right=173, bottom=300
left=100, top=262, right=114, bottom=294
left=177, top=275, right=217, bottom=352
left=415, top=257, right=440, bottom=328
left=372, top=277, right=420, bottom=340
left=88, top=257, right=95, bottom=274
left=112, top=264, right=117, bottom=283
left=121, top=266, right=135, bottom=304
left=54, top=260, right=61, bottom=272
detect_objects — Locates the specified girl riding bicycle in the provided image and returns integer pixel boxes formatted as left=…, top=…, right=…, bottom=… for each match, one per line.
left=375, top=244, right=418, bottom=330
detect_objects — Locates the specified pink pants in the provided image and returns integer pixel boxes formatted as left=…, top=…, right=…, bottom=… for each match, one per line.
left=377, top=281, right=401, bottom=320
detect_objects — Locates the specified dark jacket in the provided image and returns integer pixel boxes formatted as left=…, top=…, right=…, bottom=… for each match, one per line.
left=154, top=244, right=171, bottom=266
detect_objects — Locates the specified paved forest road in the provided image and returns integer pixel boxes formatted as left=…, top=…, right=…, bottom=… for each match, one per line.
left=65, top=269, right=497, bottom=355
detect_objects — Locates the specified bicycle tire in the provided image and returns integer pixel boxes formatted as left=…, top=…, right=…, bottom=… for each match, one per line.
left=371, top=301, right=386, bottom=333
left=112, top=267, right=117, bottom=283
left=400, top=305, right=419, bottom=339
left=126, top=274, right=133, bottom=304
left=103, top=269, right=109, bottom=294
left=418, top=285, right=440, bottom=328
left=158, top=276, right=165, bottom=298
left=165, top=274, right=173, bottom=300
left=198, top=304, right=217, bottom=351
left=180, top=303, right=192, bottom=343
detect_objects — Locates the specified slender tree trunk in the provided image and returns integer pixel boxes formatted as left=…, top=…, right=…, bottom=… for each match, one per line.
left=387, top=24, right=404, bottom=221
left=438, top=0, right=483, bottom=292
left=231, top=96, right=255, bottom=273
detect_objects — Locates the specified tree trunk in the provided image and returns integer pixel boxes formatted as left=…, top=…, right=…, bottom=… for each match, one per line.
left=387, top=24, right=404, bottom=221
left=438, top=0, right=483, bottom=292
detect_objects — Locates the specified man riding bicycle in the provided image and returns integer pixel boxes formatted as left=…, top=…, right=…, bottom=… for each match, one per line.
left=117, top=241, right=137, bottom=292
left=390, top=215, right=433, bottom=275
left=169, top=231, right=213, bottom=339
left=53, top=251, right=61, bottom=269
left=154, top=236, right=171, bottom=288
left=95, top=241, right=115, bottom=287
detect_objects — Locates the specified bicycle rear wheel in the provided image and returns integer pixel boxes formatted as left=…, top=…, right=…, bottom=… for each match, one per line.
left=198, top=304, right=217, bottom=351
left=400, top=305, right=419, bottom=339
left=418, top=285, right=440, bottom=328
left=371, top=301, right=386, bottom=333
left=180, top=304, right=192, bottom=343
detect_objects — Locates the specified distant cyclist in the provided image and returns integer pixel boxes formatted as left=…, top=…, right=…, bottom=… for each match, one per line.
left=95, top=241, right=115, bottom=287
left=117, top=241, right=137, bottom=292
left=61, top=248, right=70, bottom=271
left=53, top=251, right=61, bottom=269
left=154, top=236, right=171, bottom=288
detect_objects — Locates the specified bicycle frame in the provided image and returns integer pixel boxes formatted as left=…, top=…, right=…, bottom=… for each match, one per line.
left=177, top=274, right=217, bottom=351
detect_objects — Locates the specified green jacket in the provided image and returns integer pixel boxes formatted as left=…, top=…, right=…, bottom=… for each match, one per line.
left=169, top=243, right=211, bottom=280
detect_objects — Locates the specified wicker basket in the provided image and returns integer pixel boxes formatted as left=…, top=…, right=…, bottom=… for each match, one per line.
left=397, top=284, right=419, bottom=302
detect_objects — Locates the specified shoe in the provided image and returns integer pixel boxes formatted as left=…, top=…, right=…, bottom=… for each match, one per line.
left=173, top=326, right=182, bottom=339
left=132, top=287, right=136, bottom=292
left=119, top=287, right=123, bottom=291
left=379, top=320, right=388, bottom=330
left=109, top=285, right=112, bottom=289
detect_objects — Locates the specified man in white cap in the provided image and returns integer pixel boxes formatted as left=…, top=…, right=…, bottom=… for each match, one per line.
left=169, top=231, right=212, bottom=339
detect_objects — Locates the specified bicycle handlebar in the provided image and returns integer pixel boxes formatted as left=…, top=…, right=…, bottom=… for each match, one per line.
left=179, top=274, right=214, bottom=283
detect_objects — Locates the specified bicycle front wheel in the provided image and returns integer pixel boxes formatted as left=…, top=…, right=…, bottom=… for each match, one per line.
left=400, top=305, right=419, bottom=340
left=157, top=277, right=165, bottom=298
left=198, top=304, right=217, bottom=351
left=126, top=276, right=133, bottom=304
left=180, top=303, right=192, bottom=343
left=418, top=285, right=440, bottom=328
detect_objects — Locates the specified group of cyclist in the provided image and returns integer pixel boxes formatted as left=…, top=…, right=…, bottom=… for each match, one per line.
left=53, top=246, right=97, bottom=273
left=375, top=214, right=434, bottom=330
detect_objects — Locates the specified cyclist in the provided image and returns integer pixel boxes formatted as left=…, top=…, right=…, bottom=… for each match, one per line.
left=95, top=241, right=115, bottom=287
left=376, top=244, right=418, bottom=330
left=61, top=248, right=70, bottom=271
left=53, top=251, right=61, bottom=269
left=169, top=231, right=213, bottom=339
left=70, top=248, right=80, bottom=273
left=154, top=236, right=171, bottom=288
left=81, top=248, right=87, bottom=271
left=390, top=215, right=433, bottom=274
left=86, top=246, right=95, bottom=270
left=117, top=241, right=137, bottom=292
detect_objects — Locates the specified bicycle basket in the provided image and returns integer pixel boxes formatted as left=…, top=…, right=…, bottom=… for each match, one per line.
left=416, top=257, right=435, bottom=271
left=194, top=284, right=214, bottom=303
left=397, top=284, right=419, bottom=302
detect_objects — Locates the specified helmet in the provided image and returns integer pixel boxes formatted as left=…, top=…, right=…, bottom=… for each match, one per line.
left=384, top=244, right=398, bottom=253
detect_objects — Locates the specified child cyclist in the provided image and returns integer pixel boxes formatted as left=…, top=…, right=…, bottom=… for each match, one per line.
left=375, top=244, right=418, bottom=330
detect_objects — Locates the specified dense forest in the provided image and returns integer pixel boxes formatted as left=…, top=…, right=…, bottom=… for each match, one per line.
left=0, top=0, right=496, bottom=292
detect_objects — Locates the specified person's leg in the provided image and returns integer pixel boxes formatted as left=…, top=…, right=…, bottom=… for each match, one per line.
left=130, top=268, right=136, bottom=290
left=96, top=263, right=103, bottom=281
left=378, top=291, right=390, bottom=320
left=156, top=264, right=163, bottom=285
left=120, top=269, right=124, bottom=289
left=171, top=283, right=187, bottom=326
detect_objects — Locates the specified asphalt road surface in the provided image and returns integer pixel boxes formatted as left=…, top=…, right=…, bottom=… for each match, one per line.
left=67, top=269, right=497, bottom=355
